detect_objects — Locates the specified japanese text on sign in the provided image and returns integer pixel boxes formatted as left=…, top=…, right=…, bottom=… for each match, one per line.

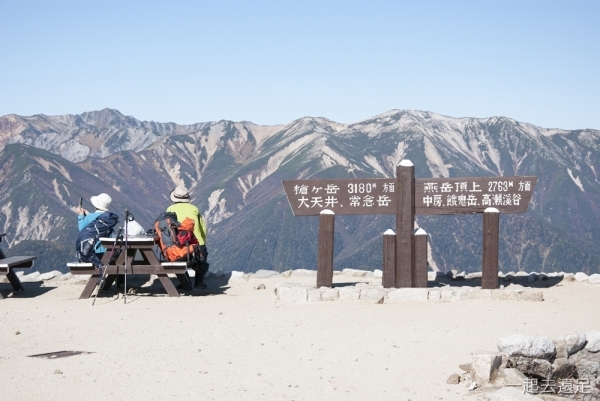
left=415, top=176, right=537, bottom=214
left=282, top=178, right=397, bottom=216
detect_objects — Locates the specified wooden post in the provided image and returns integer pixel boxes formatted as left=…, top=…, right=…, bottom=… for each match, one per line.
left=316, top=209, right=335, bottom=288
left=396, top=160, right=415, bottom=288
left=382, top=229, right=396, bottom=288
left=482, top=207, right=500, bottom=289
left=413, top=228, right=428, bottom=288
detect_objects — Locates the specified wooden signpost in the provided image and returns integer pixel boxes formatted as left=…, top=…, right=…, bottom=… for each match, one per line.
left=282, top=160, right=537, bottom=289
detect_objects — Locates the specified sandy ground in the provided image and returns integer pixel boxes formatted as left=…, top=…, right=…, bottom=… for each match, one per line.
left=0, top=272, right=598, bottom=401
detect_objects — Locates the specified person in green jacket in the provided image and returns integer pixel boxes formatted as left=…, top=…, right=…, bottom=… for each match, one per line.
left=166, top=185, right=209, bottom=288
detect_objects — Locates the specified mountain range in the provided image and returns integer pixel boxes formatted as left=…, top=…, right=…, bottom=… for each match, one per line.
left=0, top=108, right=599, bottom=275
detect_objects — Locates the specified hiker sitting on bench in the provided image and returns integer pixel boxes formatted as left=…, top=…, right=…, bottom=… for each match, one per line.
left=166, top=185, right=209, bottom=289
left=76, top=193, right=122, bottom=288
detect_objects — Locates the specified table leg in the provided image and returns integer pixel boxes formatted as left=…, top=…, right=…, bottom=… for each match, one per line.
left=176, top=273, right=193, bottom=291
left=80, top=274, right=101, bottom=299
left=102, top=274, right=117, bottom=290
left=6, top=268, right=24, bottom=292
left=157, top=274, right=180, bottom=297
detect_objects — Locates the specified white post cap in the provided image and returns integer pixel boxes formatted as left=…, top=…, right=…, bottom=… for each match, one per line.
left=399, top=159, right=413, bottom=167
left=415, top=228, right=427, bottom=235
left=320, top=209, right=335, bottom=215
left=484, top=207, right=500, bottom=213
left=383, top=229, right=396, bottom=235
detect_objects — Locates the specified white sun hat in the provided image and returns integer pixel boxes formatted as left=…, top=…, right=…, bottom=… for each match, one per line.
left=170, top=186, right=191, bottom=203
left=90, top=193, right=112, bottom=211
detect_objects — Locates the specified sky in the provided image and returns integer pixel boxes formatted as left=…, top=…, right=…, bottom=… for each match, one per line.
left=1, top=0, right=599, bottom=130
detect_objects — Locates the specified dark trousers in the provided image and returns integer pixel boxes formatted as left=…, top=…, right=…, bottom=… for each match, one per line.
left=193, top=245, right=209, bottom=282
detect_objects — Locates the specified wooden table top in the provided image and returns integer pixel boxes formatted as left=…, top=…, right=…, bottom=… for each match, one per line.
left=99, top=236, right=155, bottom=245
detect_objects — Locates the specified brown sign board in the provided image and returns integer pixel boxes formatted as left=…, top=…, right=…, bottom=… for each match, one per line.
left=282, top=178, right=397, bottom=216
left=415, top=176, right=537, bottom=214
left=283, top=176, right=537, bottom=216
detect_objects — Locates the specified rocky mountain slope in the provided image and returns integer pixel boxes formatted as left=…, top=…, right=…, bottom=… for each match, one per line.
left=0, top=109, right=598, bottom=275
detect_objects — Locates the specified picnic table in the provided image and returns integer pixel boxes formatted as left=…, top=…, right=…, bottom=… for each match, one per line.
left=68, top=236, right=192, bottom=299
left=0, top=233, right=37, bottom=299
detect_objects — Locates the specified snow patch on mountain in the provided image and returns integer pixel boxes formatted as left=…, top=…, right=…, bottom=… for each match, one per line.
left=364, top=155, right=388, bottom=177
left=52, top=179, right=67, bottom=205
left=206, top=189, right=233, bottom=224
left=237, top=122, right=284, bottom=150
left=423, top=137, right=450, bottom=178
left=384, top=141, right=408, bottom=172
left=58, top=140, right=92, bottom=163
left=7, top=204, right=63, bottom=245
left=238, top=134, right=320, bottom=200
left=567, top=169, right=585, bottom=192
left=165, top=161, right=184, bottom=187
left=321, top=145, right=350, bottom=168
left=33, top=157, right=72, bottom=181
left=203, top=124, right=226, bottom=164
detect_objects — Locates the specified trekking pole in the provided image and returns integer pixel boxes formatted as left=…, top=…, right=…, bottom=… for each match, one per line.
left=124, top=209, right=129, bottom=304
left=92, top=227, right=123, bottom=305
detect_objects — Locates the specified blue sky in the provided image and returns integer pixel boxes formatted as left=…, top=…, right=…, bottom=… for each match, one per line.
left=1, top=0, right=599, bottom=129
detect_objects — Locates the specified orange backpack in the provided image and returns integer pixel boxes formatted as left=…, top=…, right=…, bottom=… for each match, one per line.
left=153, top=213, right=198, bottom=262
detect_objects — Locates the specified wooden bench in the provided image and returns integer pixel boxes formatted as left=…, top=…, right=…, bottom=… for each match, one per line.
left=68, top=254, right=193, bottom=298
left=0, top=256, right=38, bottom=299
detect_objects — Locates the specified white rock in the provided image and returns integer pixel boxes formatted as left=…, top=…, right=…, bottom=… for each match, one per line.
left=554, top=333, right=586, bottom=358
left=359, top=288, right=387, bottom=302
left=338, top=287, right=361, bottom=301
left=20, top=272, right=41, bottom=282
left=495, top=368, right=527, bottom=386
left=515, top=271, right=529, bottom=277
left=472, top=350, right=503, bottom=387
left=342, top=268, right=367, bottom=277
left=38, top=270, right=62, bottom=281
left=589, top=274, right=600, bottom=284
left=229, top=271, right=245, bottom=280
left=505, top=283, right=526, bottom=292
left=373, top=269, right=382, bottom=278
left=497, top=335, right=555, bottom=359
left=253, top=270, right=281, bottom=279
left=517, top=290, right=544, bottom=302
left=277, top=286, right=308, bottom=304
left=491, top=289, right=519, bottom=301
left=60, top=273, right=74, bottom=281
left=307, top=289, right=321, bottom=303
left=320, top=288, right=339, bottom=301
left=427, top=271, right=437, bottom=281
left=585, top=331, right=600, bottom=353
left=574, top=272, right=589, bottom=282
left=467, top=289, right=492, bottom=300
left=466, top=272, right=482, bottom=279
left=292, top=269, right=316, bottom=276
left=387, top=288, right=428, bottom=302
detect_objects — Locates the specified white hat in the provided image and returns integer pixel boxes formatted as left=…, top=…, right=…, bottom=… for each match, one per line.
left=90, top=193, right=112, bottom=211
left=170, top=186, right=191, bottom=203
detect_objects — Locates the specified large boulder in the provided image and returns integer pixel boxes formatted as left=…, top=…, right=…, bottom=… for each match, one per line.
left=553, top=333, right=586, bottom=358
left=472, top=351, right=503, bottom=387
left=508, top=356, right=552, bottom=379
left=497, top=335, right=555, bottom=359
left=585, top=331, right=600, bottom=353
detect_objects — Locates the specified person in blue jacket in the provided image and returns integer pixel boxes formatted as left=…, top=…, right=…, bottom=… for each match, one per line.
left=76, top=193, right=113, bottom=261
